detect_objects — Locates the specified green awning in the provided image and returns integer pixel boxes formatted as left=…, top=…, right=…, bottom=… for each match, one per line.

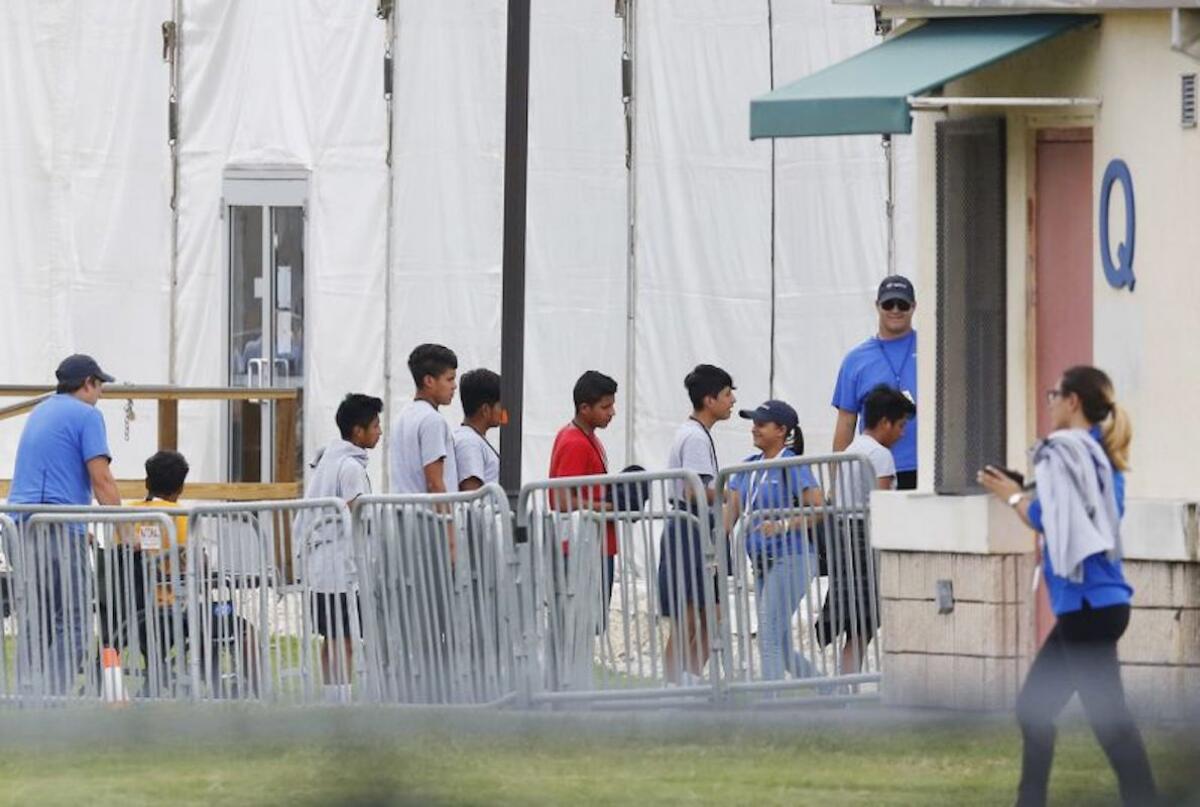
left=750, top=14, right=1096, bottom=139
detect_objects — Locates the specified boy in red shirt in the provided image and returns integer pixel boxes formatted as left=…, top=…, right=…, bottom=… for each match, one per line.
left=548, top=370, right=619, bottom=614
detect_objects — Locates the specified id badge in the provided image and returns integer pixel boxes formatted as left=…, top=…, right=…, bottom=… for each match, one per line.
left=136, top=524, right=163, bottom=552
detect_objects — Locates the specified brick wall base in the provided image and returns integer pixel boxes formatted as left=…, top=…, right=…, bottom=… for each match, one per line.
left=879, top=551, right=1200, bottom=720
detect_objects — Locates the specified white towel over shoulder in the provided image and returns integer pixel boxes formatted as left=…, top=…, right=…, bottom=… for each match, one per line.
left=1032, top=429, right=1123, bottom=583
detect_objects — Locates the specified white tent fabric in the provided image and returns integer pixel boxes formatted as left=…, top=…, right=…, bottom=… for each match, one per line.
left=0, top=0, right=906, bottom=491
left=388, top=0, right=506, bottom=482
left=176, top=0, right=388, bottom=482
left=0, top=0, right=171, bottom=479
left=772, top=1, right=916, bottom=459
left=389, top=1, right=629, bottom=485
left=634, top=1, right=775, bottom=470
left=523, top=3, right=629, bottom=477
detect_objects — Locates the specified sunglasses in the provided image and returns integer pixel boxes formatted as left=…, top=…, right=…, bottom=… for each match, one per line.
left=880, top=299, right=912, bottom=312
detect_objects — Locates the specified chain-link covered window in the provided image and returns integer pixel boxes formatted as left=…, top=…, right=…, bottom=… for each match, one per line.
left=935, top=117, right=1006, bottom=494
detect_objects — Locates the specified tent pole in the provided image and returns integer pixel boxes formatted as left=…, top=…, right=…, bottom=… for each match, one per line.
left=381, top=1, right=398, bottom=491
left=499, top=0, right=532, bottom=497
left=167, top=0, right=182, bottom=384
left=767, top=0, right=776, bottom=397
left=884, top=133, right=895, bottom=276
left=622, top=0, right=638, bottom=466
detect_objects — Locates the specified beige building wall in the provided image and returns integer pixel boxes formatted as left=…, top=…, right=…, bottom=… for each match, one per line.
left=940, top=11, right=1200, bottom=500
left=880, top=11, right=1200, bottom=714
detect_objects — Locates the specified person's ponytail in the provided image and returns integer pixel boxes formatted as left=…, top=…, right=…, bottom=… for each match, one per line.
left=790, top=425, right=805, bottom=457
left=1102, top=402, right=1132, bottom=472
left=1061, top=365, right=1131, bottom=471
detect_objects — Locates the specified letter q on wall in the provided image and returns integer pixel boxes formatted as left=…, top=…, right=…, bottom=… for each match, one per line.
left=1099, top=159, right=1136, bottom=291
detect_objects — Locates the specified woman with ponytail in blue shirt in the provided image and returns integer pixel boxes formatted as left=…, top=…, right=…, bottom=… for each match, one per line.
left=980, top=366, right=1156, bottom=807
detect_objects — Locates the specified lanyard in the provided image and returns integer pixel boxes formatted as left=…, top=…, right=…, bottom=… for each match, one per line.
left=465, top=423, right=501, bottom=460
left=744, top=451, right=785, bottom=508
left=571, top=420, right=608, bottom=473
left=875, top=332, right=915, bottom=387
left=688, top=416, right=719, bottom=471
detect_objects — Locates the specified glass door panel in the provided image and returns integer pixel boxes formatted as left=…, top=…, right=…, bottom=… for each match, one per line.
left=227, top=201, right=305, bottom=484
left=229, top=206, right=266, bottom=483
left=270, top=206, right=305, bottom=479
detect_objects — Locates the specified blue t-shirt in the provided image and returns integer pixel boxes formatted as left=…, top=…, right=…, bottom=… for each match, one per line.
left=831, top=332, right=918, bottom=472
left=8, top=394, right=110, bottom=506
left=728, top=448, right=819, bottom=558
left=1027, top=427, right=1133, bottom=616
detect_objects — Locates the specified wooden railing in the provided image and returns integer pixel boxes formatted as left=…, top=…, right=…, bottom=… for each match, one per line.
left=0, top=385, right=302, bottom=501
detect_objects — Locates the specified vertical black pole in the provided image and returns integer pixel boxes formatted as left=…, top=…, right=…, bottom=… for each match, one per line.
left=499, top=0, right=531, bottom=497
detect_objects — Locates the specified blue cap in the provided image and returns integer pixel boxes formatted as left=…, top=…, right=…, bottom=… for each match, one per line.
left=55, top=354, right=114, bottom=385
left=877, top=275, right=915, bottom=304
left=738, top=400, right=798, bottom=429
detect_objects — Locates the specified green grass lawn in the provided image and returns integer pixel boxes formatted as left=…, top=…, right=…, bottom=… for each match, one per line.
left=0, top=707, right=1194, bottom=806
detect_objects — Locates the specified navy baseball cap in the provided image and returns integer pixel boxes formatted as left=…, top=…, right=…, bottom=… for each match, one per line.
left=55, top=354, right=114, bottom=385
left=738, top=400, right=798, bottom=429
left=877, top=275, right=915, bottom=304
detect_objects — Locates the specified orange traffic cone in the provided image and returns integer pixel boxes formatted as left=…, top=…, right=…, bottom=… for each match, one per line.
left=101, top=647, right=128, bottom=704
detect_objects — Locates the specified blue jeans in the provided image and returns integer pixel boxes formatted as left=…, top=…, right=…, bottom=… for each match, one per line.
left=755, top=550, right=817, bottom=681
left=22, top=530, right=91, bottom=695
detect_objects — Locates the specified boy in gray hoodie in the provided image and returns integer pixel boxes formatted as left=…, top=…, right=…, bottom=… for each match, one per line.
left=302, top=393, right=382, bottom=703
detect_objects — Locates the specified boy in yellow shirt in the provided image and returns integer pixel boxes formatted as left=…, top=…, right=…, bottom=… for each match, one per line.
left=97, top=451, right=191, bottom=693
left=100, top=451, right=259, bottom=698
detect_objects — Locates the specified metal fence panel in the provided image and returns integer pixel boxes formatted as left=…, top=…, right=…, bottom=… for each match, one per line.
left=352, top=485, right=517, bottom=706
left=0, top=453, right=884, bottom=713
left=516, top=469, right=722, bottom=707
left=187, top=498, right=354, bottom=705
left=0, top=514, right=22, bottom=701
left=0, top=507, right=191, bottom=705
left=715, top=453, right=883, bottom=703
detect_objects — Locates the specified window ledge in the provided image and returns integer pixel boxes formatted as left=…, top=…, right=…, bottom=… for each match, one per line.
left=870, top=492, right=1199, bottom=562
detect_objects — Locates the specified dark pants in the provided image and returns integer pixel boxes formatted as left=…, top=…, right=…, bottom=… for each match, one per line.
left=895, top=470, right=917, bottom=491
left=1016, top=603, right=1156, bottom=807
left=602, top=553, right=615, bottom=621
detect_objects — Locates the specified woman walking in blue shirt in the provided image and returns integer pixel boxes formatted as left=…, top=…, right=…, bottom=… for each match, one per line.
left=979, top=366, right=1156, bottom=807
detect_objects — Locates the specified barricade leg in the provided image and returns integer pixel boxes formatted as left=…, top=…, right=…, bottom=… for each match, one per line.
left=44, top=530, right=91, bottom=698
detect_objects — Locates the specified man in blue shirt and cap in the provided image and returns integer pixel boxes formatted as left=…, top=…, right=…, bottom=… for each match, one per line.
left=10, top=354, right=121, bottom=507
left=831, top=276, right=919, bottom=489
left=9, top=354, right=121, bottom=693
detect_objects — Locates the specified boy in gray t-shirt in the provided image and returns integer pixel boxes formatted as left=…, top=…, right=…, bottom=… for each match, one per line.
left=821, top=384, right=915, bottom=675
left=661, top=364, right=736, bottom=685
left=386, top=344, right=459, bottom=702
left=453, top=368, right=503, bottom=491
left=389, top=344, right=459, bottom=495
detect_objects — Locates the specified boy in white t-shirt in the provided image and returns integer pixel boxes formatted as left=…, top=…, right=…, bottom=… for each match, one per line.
left=660, top=364, right=736, bottom=685
left=386, top=344, right=459, bottom=701
left=389, top=344, right=458, bottom=495
left=822, top=384, right=916, bottom=674
left=453, top=368, right=503, bottom=491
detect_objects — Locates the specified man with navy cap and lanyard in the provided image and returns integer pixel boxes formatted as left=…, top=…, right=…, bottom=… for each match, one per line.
left=831, top=276, right=919, bottom=490
left=9, top=354, right=122, bottom=693
left=9, top=354, right=121, bottom=508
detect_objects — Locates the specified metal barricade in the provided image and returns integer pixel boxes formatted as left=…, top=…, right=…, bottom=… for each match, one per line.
left=0, top=506, right=192, bottom=705
left=0, top=514, right=22, bottom=701
left=352, top=485, right=517, bottom=706
left=516, top=469, right=722, bottom=707
left=0, top=451, right=885, bottom=714
left=714, top=453, right=883, bottom=704
left=187, top=498, right=354, bottom=704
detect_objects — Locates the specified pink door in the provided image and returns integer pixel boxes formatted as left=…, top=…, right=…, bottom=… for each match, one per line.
left=1033, top=128, right=1094, bottom=645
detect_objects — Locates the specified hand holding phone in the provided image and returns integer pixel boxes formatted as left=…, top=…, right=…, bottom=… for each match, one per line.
left=992, top=465, right=1025, bottom=487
